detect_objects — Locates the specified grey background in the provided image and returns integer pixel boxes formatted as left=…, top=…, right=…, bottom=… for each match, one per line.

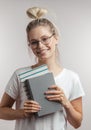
left=0, top=0, right=90, bottom=130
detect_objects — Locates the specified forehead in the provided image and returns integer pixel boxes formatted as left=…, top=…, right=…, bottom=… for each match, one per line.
left=28, top=26, right=51, bottom=38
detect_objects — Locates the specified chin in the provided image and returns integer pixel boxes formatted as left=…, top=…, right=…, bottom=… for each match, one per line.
left=38, top=54, right=48, bottom=59
left=39, top=56, right=49, bottom=61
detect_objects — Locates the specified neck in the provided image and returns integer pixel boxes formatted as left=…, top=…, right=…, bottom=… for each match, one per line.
left=37, top=57, right=63, bottom=76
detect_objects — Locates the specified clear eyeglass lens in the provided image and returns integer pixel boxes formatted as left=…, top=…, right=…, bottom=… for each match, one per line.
left=41, top=37, right=50, bottom=44
left=29, top=34, right=54, bottom=48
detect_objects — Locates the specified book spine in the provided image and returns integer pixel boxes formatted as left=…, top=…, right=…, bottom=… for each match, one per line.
left=23, top=80, right=38, bottom=117
left=23, top=80, right=34, bottom=100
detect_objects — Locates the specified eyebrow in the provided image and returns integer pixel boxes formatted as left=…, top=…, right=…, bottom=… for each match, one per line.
left=29, top=33, right=53, bottom=43
left=30, top=39, right=38, bottom=41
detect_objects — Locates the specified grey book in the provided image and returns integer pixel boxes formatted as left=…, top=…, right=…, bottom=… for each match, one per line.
left=24, top=72, right=62, bottom=117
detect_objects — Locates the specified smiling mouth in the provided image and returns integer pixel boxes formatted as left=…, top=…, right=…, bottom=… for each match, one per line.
left=37, top=49, right=48, bottom=55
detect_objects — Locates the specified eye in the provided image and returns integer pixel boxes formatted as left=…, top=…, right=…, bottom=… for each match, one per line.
left=42, top=37, right=49, bottom=42
left=31, top=41, right=38, bottom=45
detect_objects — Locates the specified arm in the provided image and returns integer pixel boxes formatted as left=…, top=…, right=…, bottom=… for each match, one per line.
left=0, top=92, right=25, bottom=120
left=45, top=85, right=83, bottom=128
left=64, top=97, right=83, bottom=128
left=0, top=92, right=41, bottom=120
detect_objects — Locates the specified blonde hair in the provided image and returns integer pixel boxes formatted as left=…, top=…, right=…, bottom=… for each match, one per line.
left=26, top=7, right=61, bottom=64
left=26, top=7, right=59, bottom=38
left=26, top=7, right=48, bottom=19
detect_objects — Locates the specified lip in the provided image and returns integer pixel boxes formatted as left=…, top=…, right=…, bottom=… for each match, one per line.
left=37, top=49, right=48, bottom=55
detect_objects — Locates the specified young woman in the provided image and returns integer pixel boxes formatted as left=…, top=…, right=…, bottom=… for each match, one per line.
left=0, top=7, right=85, bottom=130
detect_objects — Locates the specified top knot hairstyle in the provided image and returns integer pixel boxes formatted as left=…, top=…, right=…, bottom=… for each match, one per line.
left=26, top=7, right=48, bottom=19
left=26, top=7, right=59, bottom=40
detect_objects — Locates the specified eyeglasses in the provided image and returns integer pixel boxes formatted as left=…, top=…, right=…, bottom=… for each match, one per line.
left=28, top=33, right=54, bottom=48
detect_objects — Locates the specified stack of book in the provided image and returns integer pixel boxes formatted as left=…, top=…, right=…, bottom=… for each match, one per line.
left=19, top=64, right=62, bottom=117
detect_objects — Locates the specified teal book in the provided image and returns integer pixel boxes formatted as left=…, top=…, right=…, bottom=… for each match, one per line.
left=24, top=72, right=62, bottom=117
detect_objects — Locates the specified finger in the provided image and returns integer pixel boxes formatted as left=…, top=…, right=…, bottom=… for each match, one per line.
left=48, top=85, right=60, bottom=90
left=24, top=106, right=41, bottom=111
left=49, top=85, right=63, bottom=92
left=46, top=93, right=65, bottom=103
left=24, top=102, right=41, bottom=109
left=24, top=100, right=39, bottom=105
left=24, top=108, right=40, bottom=113
left=45, top=90, right=61, bottom=95
left=24, top=104, right=41, bottom=113
left=46, top=94, right=61, bottom=99
left=24, top=103, right=41, bottom=108
left=46, top=96, right=62, bottom=103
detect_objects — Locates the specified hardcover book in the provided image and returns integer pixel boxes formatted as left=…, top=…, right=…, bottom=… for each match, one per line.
left=24, top=72, right=62, bottom=117
left=18, top=64, right=49, bottom=82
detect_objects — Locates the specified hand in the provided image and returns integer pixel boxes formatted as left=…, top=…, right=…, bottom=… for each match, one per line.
left=44, top=85, right=69, bottom=107
left=24, top=100, right=41, bottom=117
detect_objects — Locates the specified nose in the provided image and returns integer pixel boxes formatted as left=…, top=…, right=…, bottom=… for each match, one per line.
left=37, top=41, right=44, bottom=48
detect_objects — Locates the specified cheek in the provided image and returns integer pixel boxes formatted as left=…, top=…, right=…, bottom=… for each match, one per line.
left=49, top=43, right=56, bottom=52
left=29, top=47, right=36, bottom=55
left=32, top=49, right=37, bottom=55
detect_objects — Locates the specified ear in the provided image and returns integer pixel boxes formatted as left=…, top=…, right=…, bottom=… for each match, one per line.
left=54, top=35, right=59, bottom=45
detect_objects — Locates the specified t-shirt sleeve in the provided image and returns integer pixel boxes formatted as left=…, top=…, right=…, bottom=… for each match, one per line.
left=5, top=71, right=19, bottom=100
left=69, top=74, right=85, bottom=101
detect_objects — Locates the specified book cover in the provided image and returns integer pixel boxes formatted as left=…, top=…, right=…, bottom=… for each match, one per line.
left=18, top=64, right=49, bottom=82
left=24, top=72, right=62, bottom=117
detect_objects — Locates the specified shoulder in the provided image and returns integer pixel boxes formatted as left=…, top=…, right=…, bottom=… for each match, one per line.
left=64, top=69, right=85, bottom=100
left=64, top=68, right=78, bottom=76
left=15, top=66, right=32, bottom=75
left=12, top=66, right=32, bottom=80
left=6, top=66, right=32, bottom=81
left=63, top=68, right=80, bottom=81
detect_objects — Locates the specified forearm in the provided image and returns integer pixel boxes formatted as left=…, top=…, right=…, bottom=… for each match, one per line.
left=64, top=101, right=82, bottom=128
left=0, top=107, right=25, bottom=120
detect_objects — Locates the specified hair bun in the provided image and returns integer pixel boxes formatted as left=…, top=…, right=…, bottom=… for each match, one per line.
left=26, top=7, right=48, bottom=19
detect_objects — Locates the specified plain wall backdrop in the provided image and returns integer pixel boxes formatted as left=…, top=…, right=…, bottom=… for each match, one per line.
left=0, top=0, right=91, bottom=130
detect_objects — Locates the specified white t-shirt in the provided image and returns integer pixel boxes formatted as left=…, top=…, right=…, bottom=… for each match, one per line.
left=5, top=67, right=85, bottom=130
